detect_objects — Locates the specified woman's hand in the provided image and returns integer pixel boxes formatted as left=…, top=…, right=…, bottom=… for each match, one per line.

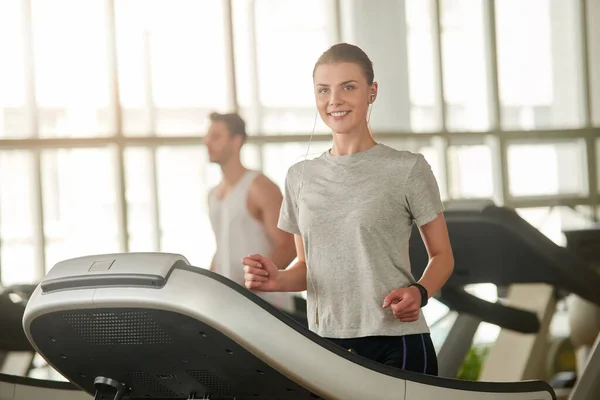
left=242, top=254, right=282, bottom=292
left=382, top=286, right=422, bottom=322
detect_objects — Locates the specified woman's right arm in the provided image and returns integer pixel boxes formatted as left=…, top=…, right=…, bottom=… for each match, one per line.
left=278, top=235, right=307, bottom=291
left=243, top=234, right=307, bottom=292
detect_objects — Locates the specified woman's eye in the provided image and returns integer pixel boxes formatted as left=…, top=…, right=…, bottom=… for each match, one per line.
left=344, top=85, right=354, bottom=90
left=319, top=88, right=329, bottom=94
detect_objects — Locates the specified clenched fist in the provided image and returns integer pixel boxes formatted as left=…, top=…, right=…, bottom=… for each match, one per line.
left=241, top=254, right=281, bottom=292
left=382, top=286, right=422, bottom=322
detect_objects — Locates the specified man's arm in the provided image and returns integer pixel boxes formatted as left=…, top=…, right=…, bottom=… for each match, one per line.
left=248, top=174, right=297, bottom=269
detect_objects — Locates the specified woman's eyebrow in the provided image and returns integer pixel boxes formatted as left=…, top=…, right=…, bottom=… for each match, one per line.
left=315, top=80, right=358, bottom=87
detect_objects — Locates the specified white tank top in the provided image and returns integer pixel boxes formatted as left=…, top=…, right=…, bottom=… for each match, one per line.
left=208, top=170, right=294, bottom=311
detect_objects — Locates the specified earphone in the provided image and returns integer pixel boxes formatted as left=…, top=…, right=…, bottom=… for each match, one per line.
left=370, top=92, right=375, bottom=103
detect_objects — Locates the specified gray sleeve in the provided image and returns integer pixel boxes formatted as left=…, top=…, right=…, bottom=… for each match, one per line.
left=405, top=154, right=445, bottom=226
left=277, top=167, right=301, bottom=235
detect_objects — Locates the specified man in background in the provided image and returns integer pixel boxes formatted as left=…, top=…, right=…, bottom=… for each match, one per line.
left=204, top=112, right=297, bottom=310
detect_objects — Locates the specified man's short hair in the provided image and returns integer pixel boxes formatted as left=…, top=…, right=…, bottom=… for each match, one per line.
left=209, top=112, right=247, bottom=142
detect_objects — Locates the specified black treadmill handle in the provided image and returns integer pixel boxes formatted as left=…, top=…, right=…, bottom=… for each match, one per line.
left=437, top=286, right=541, bottom=334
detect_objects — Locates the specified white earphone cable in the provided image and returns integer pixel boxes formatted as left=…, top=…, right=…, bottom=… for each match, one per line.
left=296, top=94, right=375, bottom=328
left=297, top=110, right=319, bottom=326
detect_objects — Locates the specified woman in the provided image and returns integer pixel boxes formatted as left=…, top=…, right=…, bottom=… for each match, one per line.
left=242, top=43, right=454, bottom=376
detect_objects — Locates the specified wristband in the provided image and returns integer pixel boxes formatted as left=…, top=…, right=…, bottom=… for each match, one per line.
left=409, top=283, right=429, bottom=308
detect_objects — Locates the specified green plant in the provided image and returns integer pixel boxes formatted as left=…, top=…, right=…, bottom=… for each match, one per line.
left=457, top=345, right=490, bottom=381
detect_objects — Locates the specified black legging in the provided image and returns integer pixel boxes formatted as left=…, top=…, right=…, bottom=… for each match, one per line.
left=326, top=333, right=438, bottom=375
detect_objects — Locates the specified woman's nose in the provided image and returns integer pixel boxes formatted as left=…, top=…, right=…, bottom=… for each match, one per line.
left=329, top=90, right=343, bottom=106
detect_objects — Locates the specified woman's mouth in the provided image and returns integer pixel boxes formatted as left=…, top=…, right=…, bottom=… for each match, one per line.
left=328, top=111, right=350, bottom=120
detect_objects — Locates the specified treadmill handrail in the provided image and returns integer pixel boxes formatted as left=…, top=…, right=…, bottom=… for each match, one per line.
left=437, top=286, right=541, bottom=334
left=452, top=207, right=598, bottom=285
left=409, top=205, right=600, bottom=306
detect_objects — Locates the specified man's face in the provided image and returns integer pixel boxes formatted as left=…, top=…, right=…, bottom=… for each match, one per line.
left=204, top=121, right=238, bottom=165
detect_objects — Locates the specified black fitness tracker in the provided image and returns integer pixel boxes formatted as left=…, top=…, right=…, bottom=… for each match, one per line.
left=409, top=283, right=429, bottom=308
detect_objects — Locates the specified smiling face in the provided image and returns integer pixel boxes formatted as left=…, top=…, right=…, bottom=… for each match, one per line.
left=313, top=62, right=377, bottom=135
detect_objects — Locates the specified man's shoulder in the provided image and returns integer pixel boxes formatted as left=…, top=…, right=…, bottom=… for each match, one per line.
left=249, top=171, right=277, bottom=190
left=247, top=172, right=282, bottom=206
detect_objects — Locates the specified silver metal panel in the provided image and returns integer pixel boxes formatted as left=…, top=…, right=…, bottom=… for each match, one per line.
left=42, top=252, right=189, bottom=283
left=25, top=268, right=406, bottom=400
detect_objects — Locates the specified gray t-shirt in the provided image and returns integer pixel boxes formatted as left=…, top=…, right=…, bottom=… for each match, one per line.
left=277, top=143, right=444, bottom=339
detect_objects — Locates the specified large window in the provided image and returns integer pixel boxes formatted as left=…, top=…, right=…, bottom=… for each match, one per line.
left=448, top=145, right=494, bottom=199
left=32, top=0, right=110, bottom=138
left=233, top=0, right=336, bottom=134
left=0, top=0, right=598, bottom=306
left=115, top=0, right=230, bottom=136
left=507, top=140, right=588, bottom=197
left=440, top=0, right=491, bottom=131
left=405, top=0, right=442, bottom=132
left=41, top=148, right=121, bottom=271
left=495, top=0, right=586, bottom=130
left=156, top=146, right=215, bottom=268
left=407, top=0, right=589, bottom=132
left=0, top=0, right=27, bottom=138
left=0, top=151, right=38, bottom=285
left=124, top=147, right=159, bottom=252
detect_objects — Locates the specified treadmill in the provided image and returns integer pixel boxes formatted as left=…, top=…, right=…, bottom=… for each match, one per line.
left=15, top=249, right=555, bottom=400
left=409, top=202, right=600, bottom=305
left=14, top=200, right=600, bottom=398
left=407, top=201, right=600, bottom=380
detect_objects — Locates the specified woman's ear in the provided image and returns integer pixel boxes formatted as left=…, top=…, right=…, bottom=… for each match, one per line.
left=370, top=82, right=379, bottom=104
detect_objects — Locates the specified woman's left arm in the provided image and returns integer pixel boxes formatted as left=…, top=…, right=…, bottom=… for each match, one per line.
left=415, top=213, right=454, bottom=297
left=383, top=213, right=454, bottom=321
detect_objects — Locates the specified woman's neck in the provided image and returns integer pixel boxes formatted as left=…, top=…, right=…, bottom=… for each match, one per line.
left=330, top=125, right=377, bottom=156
